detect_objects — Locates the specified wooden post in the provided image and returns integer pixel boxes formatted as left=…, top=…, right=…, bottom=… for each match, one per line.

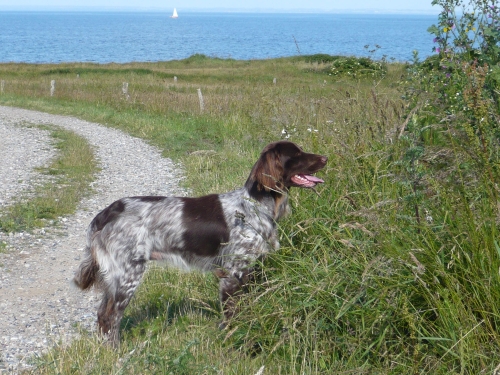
left=0, top=80, right=4, bottom=94
left=50, top=80, right=55, bottom=96
left=197, top=88, right=204, bottom=113
left=122, top=82, right=130, bottom=100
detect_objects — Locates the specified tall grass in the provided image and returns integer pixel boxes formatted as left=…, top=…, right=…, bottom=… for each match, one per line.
left=1, top=54, right=498, bottom=374
left=0, top=125, right=97, bottom=232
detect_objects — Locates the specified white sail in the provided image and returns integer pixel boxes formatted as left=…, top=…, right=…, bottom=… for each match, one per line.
left=171, top=8, right=178, bottom=18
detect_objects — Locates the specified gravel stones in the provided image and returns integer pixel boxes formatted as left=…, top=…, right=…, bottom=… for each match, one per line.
left=0, top=106, right=186, bottom=372
left=0, top=123, right=54, bottom=209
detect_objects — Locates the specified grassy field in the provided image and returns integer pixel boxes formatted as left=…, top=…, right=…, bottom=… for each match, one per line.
left=0, top=54, right=499, bottom=374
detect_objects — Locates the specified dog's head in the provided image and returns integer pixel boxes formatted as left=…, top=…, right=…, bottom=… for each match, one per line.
left=246, top=141, right=327, bottom=193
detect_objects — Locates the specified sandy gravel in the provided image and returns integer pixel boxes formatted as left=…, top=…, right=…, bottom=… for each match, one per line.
left=0, top=106, right=186, bottom=373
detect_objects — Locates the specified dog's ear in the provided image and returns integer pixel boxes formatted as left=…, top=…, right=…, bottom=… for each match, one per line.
left=251, top=145, right=284, bottom=192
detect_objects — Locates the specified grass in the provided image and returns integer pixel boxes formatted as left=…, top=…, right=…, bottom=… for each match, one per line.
left=0, top=54, right=499, bottom=374
left=0, top=57, right=405, bottom=194
left=0, top=124, right=97, bottom=232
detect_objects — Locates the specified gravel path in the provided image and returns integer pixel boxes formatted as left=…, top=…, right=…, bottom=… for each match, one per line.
left=0, top=106, right=187, bottom=373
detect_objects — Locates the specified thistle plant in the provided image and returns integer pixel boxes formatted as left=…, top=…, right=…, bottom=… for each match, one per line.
left=401, top=0, right=500, bottom=195
left=428, top=0, right=500, bottom=65
left=427, top=0, right=500, bottom=104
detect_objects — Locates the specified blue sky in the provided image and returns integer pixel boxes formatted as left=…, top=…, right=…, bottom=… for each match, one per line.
left=0, top=0, right=438, bottom=13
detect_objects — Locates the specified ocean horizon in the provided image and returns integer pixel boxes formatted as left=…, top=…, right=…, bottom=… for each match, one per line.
left=0, top=11, right=438, bottom=64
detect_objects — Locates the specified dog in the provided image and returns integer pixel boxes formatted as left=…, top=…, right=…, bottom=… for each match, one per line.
left=73, top=140, right=327, bottom=346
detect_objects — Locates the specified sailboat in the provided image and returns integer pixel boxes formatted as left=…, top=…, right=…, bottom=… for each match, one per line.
left=171, top=8, right=178, bottom=18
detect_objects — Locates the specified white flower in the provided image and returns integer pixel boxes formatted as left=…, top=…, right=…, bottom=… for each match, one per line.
left=425, top=209, right=433, bottom=224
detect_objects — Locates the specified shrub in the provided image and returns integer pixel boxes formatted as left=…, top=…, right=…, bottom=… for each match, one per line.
left=328, top=56, right=387, bottom=78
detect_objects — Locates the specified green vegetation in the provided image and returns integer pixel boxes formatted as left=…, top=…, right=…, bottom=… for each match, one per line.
left=0, top=1, right=499, bottom=373
left=0, top=125, right=97, bottom=232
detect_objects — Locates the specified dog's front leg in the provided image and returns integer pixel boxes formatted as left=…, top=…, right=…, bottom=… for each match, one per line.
left=217, top=268, right=253, bottom=329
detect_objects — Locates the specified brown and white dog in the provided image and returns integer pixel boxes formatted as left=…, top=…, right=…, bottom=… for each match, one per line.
left=73, top=141, right=327, bottom=346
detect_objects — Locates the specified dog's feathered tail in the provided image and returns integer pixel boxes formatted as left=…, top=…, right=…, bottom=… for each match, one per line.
left=73, top=225, right=100, bottom=290
left=73, top=245, right=99, bottom=290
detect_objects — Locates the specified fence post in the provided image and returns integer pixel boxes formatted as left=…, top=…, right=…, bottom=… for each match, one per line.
left=197, top=88, right=204, bottom=113
left=122, top=82, right=130, bottom=100
left=50, top=80, right=55, bottom=96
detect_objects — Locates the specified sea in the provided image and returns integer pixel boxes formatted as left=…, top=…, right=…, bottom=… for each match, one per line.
left=0, top=11, right=438, bottom=64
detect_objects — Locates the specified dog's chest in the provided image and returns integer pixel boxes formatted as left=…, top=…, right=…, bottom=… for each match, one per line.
left=219, top=191, right=279, bottom=256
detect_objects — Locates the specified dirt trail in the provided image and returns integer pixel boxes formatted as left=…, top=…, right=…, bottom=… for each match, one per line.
left=0, top=106, right=186, bottom=372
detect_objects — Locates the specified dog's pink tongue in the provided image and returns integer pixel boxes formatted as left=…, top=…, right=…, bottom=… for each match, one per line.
left=303, top=175, right=324, bottom=183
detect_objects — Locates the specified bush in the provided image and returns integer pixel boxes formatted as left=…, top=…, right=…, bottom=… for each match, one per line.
left=329, top=56, right=387, bottom=78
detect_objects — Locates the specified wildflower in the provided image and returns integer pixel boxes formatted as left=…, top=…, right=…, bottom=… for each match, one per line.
left=425, top=209, right=433, bottom=224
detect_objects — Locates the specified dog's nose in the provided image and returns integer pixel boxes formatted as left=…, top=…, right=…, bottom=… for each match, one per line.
left=320, top=156, right=328, bottom=164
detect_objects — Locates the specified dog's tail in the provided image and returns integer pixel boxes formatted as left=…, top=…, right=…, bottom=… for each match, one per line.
left=73, top=246, right=99, bottom=290
left=73, top=226, right=100, bottom=290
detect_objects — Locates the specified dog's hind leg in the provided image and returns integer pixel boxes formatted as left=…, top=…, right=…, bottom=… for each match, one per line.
left=97, top=291, right=116, bottom=342
left=97, top=260, right=147, bottom=347
left=218, top=267, right=254, bottom=329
